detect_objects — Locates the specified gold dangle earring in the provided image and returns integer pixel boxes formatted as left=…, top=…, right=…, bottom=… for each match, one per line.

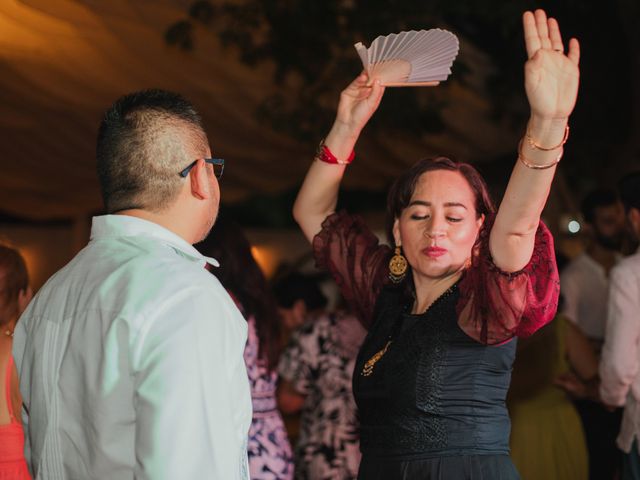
left=388, top=245, right=408, bottom=283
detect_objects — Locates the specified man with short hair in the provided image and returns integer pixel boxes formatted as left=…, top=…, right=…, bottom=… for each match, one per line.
left=600, top=172, right=640, bottom=480
left=13, top=90, right=251, bottom=479
left=560, top=187, right=627, bottom=480
left=561, top=188, right=626, bottom=351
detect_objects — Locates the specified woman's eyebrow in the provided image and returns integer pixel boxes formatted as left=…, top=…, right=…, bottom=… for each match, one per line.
left=408, top=200, right=467, bottom=209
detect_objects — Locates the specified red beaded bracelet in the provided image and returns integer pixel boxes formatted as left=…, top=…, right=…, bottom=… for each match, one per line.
left=315, top=140, right=355, bottom=165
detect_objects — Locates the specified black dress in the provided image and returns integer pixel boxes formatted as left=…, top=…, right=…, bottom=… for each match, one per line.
left=354, top=284, right=519, bottom=479
left=313, top=211, right=560, bottom=480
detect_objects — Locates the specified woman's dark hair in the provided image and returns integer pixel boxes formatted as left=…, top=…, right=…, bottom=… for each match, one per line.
left=196, top=216, right=281, bottom=371
left=272, top=272, right=328, bottom=310
left=385, top=156, right=496, bottom=245
left=0, top=245, right=29, bottom=327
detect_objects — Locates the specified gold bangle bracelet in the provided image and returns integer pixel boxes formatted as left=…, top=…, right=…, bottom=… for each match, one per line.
left=525, top=124, right=570, bottom=151
left=518, top=142, right=563, bottom=170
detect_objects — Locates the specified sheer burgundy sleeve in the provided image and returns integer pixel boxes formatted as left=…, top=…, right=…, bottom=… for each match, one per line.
left=313, top=211, right=391, bottom=329
left=457, top=215, right=560, bottom=345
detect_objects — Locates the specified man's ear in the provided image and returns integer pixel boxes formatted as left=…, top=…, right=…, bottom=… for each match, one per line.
left=189, top=159, right=211, bottom=200
left=392, top=218, right=401, bottom=247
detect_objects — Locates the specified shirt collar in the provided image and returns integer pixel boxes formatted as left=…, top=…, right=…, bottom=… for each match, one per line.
left=90, top=214, right=219, bottom=267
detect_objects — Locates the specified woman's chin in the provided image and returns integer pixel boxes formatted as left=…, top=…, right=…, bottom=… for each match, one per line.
left=412, top=265, right=462, bottom=282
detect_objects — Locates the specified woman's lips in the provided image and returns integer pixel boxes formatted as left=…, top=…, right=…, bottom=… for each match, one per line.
left=423, top=246, right=447, bottom=258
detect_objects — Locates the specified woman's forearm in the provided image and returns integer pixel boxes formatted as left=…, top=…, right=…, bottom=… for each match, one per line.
left=293, top=122, right=358, bottom=243
left=293, top=75, right=385, bottom=244
left=498, top=116, right=567, bottom=233
left=490, top=116, right=568, bottom=272
left=293, top=160, right=345, bottom=243
left=490, top=11, right=579, bottom=272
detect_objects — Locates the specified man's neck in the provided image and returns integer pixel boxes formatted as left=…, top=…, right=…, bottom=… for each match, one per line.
left=586, top=242, right=618, bottom=275
left=115, top=209, right=195, bottom=244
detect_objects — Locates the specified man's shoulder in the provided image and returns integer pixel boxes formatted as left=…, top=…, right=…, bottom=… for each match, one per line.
left=98, top=234, right=212, bottom=281
left=121, top=250, right=228, bottom=311
left=611, top=252, right=640, bottom=280
left=30, top=237, right=223, bottom=318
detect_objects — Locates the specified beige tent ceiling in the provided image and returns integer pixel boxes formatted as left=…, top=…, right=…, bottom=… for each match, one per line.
left=0, top=0, right=520, bottom=221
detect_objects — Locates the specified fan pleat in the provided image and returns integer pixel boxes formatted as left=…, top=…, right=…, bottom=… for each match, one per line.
left=354, top=29, right=459, bottom=87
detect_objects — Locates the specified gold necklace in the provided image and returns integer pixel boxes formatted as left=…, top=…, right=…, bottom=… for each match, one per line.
left=4, top=329, right=13, bottom=338
left=361, top=340, right=391, bottom=376
left=360, top=283, right=458, bottom=378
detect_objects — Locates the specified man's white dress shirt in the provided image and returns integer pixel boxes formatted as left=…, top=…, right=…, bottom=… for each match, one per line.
left=561, top=252, right=617, bottom=341
left=12, top=215, right=252, bottom=479
left=600, top=248, right=640, bottom=454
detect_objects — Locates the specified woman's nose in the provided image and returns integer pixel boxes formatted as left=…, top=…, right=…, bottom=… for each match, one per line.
left=424, top=226, right=445, bottom=238
left=423, top=215, right=446, bottom=238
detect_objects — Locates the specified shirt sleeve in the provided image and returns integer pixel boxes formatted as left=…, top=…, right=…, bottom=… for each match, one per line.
left=313, top=211, right=391, bottom=328
left=457, top=215, right=560, bottom=344
left=599, top=262, right=640, bottom=406
left=132, top=285, right=249, bottom=480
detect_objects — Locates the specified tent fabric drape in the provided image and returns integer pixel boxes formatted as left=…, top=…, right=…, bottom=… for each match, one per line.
left=0, top=0, right=517, bottom=221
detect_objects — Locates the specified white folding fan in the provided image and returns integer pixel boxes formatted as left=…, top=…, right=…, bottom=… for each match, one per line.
left=354, top=29, right=459, bottom=87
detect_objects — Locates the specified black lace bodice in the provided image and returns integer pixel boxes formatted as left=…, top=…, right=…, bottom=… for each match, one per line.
left=353, top=284, right=517, bottom=459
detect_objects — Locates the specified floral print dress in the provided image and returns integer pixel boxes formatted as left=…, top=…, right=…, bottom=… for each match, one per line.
left=278, top=312, right=366, bottom=480
left=245, top=315, right=294, bottom=479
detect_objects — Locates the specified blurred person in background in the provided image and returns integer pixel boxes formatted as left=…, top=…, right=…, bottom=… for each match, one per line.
left=508, top=252, right=595, bottom=480
left=561, top=188, right=626, bottom=355
left=197, top=216, right=294, bottom=480
left=278, top=308, right=366, bottom=480
left=272, top=272, right=328, bottom=348
left=561, top=188, right=626, bottom=480
left=272, top=271, right=329, bottom=452
left=0, top=245, right=32, bottom=479
left=599, top=172, right=640, bottom=480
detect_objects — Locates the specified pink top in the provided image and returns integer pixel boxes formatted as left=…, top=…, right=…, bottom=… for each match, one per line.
left=0, top=356, right=30, bottom=479
left=313, top=211, right=560, bottom=344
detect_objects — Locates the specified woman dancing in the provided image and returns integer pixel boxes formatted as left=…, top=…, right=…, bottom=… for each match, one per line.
left=293, top=9, right=579, bottom=479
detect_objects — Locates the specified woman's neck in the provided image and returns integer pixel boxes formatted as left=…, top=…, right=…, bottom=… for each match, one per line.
left=411, top=271, right=462, bottom=314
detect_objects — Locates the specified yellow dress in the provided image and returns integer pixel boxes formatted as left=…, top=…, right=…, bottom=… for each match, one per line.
left=508, top=315, right=589, bottom=480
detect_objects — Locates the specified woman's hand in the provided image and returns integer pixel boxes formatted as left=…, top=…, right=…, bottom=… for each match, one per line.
left=294, top=74, right=384, bottom=242
left=523, top=9, right=580, bottom=121
left=554, top=371, right=599, bottom=401
left=329, top=73, right=385, bottom=144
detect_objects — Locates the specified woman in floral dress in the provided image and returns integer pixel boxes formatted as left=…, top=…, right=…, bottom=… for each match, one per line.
left=279, top=310, right=366, bottom=479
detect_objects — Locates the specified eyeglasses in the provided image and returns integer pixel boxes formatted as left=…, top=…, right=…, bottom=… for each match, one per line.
left=179, top=158, right=224, bottom=179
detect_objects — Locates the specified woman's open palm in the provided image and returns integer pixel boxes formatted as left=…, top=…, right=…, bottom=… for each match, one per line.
left=523, top=10, right=580, bottom=120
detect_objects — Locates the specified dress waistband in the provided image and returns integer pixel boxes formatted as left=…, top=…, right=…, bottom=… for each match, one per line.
left=251, top=394, right=278, bottom=415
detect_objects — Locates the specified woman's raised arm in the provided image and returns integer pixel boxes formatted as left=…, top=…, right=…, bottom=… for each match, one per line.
left=293, top=74, right=385, bottom=243
left=490, top=9, right=580, bottom=272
